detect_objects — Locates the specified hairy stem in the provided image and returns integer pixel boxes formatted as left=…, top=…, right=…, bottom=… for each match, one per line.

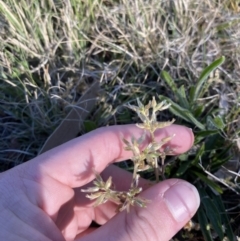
left=154, top=157, right=160, bottom=182
left=161, top=157, right=166, bottom=180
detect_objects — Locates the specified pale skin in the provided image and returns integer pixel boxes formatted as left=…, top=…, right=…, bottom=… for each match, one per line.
left=0, top=124, right=200, bottom=241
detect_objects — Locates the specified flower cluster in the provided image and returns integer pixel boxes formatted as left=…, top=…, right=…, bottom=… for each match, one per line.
left=82, top=171, right=149, bottom=212
left=82, top=97, right=175, bottom=212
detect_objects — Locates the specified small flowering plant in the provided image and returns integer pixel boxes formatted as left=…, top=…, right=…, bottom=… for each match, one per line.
left=82, top=97, right=175, bottom=212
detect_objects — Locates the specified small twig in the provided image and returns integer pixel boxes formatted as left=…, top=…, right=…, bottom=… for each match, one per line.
left=29, top=57, right=49, bottom=73
left=199, top=162, right=240, bottom=195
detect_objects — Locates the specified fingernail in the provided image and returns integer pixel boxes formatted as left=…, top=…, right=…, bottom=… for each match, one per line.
left=163, top=181, right=200, bottom=222
left=188, top=128, right=194, bottom=146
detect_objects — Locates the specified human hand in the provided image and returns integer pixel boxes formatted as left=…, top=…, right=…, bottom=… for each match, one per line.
left=0, top=124, right=200, bottom=241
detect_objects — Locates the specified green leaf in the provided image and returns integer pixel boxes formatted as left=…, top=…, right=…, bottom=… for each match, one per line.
left=195, top=130, right=219, bottom=138
left=207, top=116, right=225, bottom=130
left=158, top=95, right=206, bottom=130
left=204, top=133, right=223, bottom=152
left=189, top=86, right=195, bottom=103
left=176, top=85, right=190, bottom=109
left=192, top=143, right=205, bottom=165
left=202, top=196, right=224, bottom=240
left=190, top=56, right=225, bottom=102
left=212, top=194, right=235, bottom=241
left=161, top=70, right=178, bottom=93
left=194, top=130, right=219, bottom=144
left=193, top=104, right=205, bottom=117
left=175, top=161, right=191, bottom=176
left=197, top=205, right=213, bottom=241
left=192, top=171, right=223, bottom=193
left=211, top=143, right=233, bottom=172
left=212, top=116, right=225, bottom=129
left=161, top=72, right=190, bottom=110
left=178, top=153, right=188, bottom=161
left=84, top=120, right=97, bottom=132
left=176, top=144, right=205, bottom=176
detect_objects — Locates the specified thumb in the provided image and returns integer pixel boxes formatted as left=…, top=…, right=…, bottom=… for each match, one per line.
left=79, top=179, right=200, bottom=241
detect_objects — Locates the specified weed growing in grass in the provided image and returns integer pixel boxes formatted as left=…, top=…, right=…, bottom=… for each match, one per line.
left=82, top=57, right=239, bottom=239
left=82, top=97, right=175, bottom=212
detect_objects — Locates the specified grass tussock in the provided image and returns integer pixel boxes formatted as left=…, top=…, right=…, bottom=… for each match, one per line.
left=0, top=0, right=240, bottom=239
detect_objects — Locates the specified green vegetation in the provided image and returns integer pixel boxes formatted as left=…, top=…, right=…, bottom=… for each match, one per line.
left=0, top=0, right=240, bottom=240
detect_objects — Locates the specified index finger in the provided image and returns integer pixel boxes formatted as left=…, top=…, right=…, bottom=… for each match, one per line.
left=29, top=124, right=194, bottom=188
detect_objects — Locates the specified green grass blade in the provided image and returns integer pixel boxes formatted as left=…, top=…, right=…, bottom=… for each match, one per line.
left=197, top=206, right=214, bottom=241
left=159, top=95, right=206, bottom=130
left=176, top=144, right=205, bottom=176
left=84, top=120, right=97, bottom=133
left=213, top=194, right=236, bottom=241
left=202, top=196, right=225, bottom=240
left=175, top=161, right=191, bottom=176
left=190, top=56, right=225, bottom=102
left=177, top=85, right=190, bottom=109
left=192, top=171, right=223, bottom=193
left=211, top=143, right=233, bottom=172
left=194, top=130, right=219, bottom=144
left=192, top=143, right=205, bottom=165
left=212, top=116, right=225, bottom=129
left=161, top=72, right=190, bottom=109
left=161, top=70, right=178, bottom=93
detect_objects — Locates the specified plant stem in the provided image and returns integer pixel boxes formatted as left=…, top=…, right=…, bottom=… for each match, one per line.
left=150, top=131, right=160, bottom=182
left=161, top=157, right=166, bottom=180
left=132, top=163, right=139, bottom=186
left=154, top=159, right=160, bottom=182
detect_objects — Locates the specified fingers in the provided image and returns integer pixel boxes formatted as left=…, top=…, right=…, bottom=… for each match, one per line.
left=71, top=164, right=150, bottom=233
left=101, top=164, right=151, bottom=191
left=27, top=124, right=194, bottom=188
left=0, top=201, right=65, bottom=241
left=77, top=179, right=200, bottom=241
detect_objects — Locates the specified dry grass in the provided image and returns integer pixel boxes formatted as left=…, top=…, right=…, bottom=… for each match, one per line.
left=1, top=0, right=239, bottom=166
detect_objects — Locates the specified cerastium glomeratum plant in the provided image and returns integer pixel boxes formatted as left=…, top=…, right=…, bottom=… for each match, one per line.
left=82, top=97, right=176, bottom=212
